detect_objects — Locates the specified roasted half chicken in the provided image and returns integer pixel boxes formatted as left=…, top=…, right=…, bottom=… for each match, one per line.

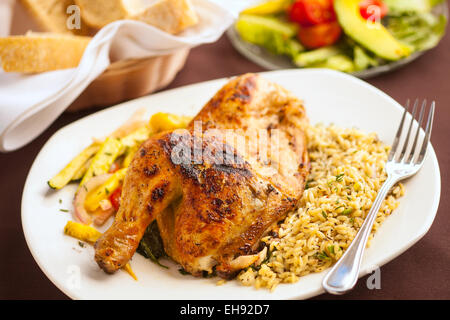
left=95, top=73, right=309, bottom=278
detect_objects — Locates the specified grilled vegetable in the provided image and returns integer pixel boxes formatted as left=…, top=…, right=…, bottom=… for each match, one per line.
left=84, top=168, right=127, bottom=212
left=64, top=220, right=137, bottom=280
left=123, top=145, right=139, bottom=168
left=64, top=220, right=102, bottom=244
left=79, top=137, right=122, bottom=188
left=48, top=143, right=100, bottom=189
left=74, top=174, right=112, bottom=225
left=72, top=157, right=93, bottom=181
left=150, top=113, right=193, bottom=133
left=108, top=108, right=147, bottom=139
left=109, top=186, right=122, bottom=211
left=123, top=263, right=138, bottom=281
left=121, top=125, right=151, bottom=147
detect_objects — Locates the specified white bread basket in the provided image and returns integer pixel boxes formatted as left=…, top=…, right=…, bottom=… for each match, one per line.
left=9, top=1, right=190, bottom=112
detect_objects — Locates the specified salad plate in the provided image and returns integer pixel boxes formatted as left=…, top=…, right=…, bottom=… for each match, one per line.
left=22, top=69, right=441, bottom=299
left=227, top=1, right=448, bottom=79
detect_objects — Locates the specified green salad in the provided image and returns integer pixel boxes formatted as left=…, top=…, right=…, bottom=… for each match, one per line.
left=235, top=0, right=447, bottom=73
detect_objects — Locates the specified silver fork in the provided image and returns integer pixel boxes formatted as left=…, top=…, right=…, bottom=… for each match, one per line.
left=322, top=99, right=435, bottom=295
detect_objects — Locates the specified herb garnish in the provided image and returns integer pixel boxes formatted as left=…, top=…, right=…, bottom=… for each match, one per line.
left=316, top=251, right=331, bottom=261
left=202, top=268, right=217, bottom=278
left=305, top=179, right=314, bottom=190
left=328, top=245, right=335, bottom=255
left=139, top=241, right=168, bottom=269
left=137, top=221, right=168, bottom=269
left=342, top=208, right=354, bottom=215
left=178, top=268, right=190, bottom=275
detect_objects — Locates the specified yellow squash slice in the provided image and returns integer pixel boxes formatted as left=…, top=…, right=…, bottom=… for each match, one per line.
left=79, top=137, right=123, bottom=188
left=48, top=143, right=100, bottom=189
left=84, top=168, right=127, bottom=212
left=64, top=221, right=137, bottom=280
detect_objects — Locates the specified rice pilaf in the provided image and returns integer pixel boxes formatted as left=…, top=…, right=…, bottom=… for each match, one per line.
left=238, top=124, right=405, bottom=290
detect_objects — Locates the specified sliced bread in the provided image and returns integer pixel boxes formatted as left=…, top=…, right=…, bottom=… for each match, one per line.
left=20, top=0, right=89, bottom=35
left=0, top=32, right=91, bottom=73
left=74, top=0, right=126, bottom=29
left=74, top=0, right=198, bottom=34
left=123, top=0, right=199, bottom=34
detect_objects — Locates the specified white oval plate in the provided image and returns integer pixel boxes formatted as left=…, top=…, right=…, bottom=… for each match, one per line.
left=22, top=69, right=441, bottom=300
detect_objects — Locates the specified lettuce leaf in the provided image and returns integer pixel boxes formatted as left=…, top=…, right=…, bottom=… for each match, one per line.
left=387, top=12, right=447, bottom=51
left=385, top=0, right=444, bottom=14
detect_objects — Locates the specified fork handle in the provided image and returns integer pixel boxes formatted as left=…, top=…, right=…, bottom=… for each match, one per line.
left=322, top=175, right=398, bottom=295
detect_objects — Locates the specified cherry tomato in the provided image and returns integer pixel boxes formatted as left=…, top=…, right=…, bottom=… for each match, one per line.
left=288, top=0, right=336, bottom=27
left=108, top=161, right=121, bottom=173
left=109, top=186, right=122, bottom=211
left=359, top=0, right=388, bottom=21
left=297, top=21, right=342, bottom=49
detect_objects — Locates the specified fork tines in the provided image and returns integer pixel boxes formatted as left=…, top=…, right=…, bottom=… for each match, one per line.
left=388, top=99, right=435, bottom=164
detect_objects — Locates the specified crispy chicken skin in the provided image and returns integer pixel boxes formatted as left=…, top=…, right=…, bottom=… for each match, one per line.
left=95, top=73, right=309, bottom=278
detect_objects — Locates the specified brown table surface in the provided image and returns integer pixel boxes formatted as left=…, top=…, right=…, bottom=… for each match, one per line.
left=1, top=30, right=449, bottom=300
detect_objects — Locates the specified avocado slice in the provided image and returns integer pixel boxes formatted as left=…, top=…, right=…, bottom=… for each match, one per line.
left=334, top=0, right=412, bottom=60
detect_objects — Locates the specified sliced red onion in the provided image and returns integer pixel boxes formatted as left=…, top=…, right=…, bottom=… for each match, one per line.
left=93, top=206, right=115, bottom=227
left=73, top=174, right=112, bottom=225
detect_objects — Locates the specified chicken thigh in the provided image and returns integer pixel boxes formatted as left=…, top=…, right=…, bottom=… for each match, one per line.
left=95, top=73, right=309, bottom=278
